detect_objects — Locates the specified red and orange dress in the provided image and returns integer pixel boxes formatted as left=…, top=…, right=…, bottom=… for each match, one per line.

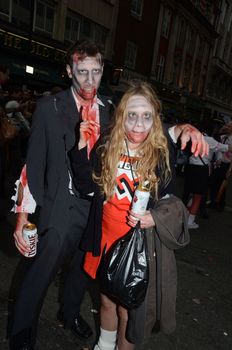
left=84, top=151, right=139, bottom=279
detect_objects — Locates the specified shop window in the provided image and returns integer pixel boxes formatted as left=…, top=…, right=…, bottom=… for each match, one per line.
left=125, top=41, right=138, bottom=69
left=131, top=0, right=143, bottom=19
left=161, top=7, right=172, bottom=38
left=155, top=55, right=165, bottom=82
left=34, top=0, right=55, bottom=36
left=65, top=12, right=80, bottom=43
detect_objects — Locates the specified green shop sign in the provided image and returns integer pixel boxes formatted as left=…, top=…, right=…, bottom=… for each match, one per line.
left=0, top=29, right=66, bottom=63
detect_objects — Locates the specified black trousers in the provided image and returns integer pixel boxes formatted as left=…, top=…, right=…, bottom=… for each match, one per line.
left=210, top=162, right=230, bottom=208
left=11, top=198, right=91, bottom=337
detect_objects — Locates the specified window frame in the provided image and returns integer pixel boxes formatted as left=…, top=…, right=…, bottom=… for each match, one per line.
left=130, top=0, right=143, bottom=19
left=34, top=0, right=55, bottom=36
left=64, top=11, right=81, bottom=43
left=124, top=40, right=138, bottom=69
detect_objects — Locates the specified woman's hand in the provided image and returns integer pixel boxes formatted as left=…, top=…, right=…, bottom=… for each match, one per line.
left=78, top=120, right=99, bottom=149
left=127, top=210, right=155, bottom=229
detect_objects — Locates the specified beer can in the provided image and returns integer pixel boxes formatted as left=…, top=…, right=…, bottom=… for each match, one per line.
left=131, top=184, right=150, bottom=215
left=22, top=223, right=38, bottom=258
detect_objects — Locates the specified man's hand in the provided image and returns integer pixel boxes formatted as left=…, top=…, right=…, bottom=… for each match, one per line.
left=78, top=120, right=99, bottom=149
left=13, top=212, right=30, bottom=255
left=174, top=124, right=209, bottom=157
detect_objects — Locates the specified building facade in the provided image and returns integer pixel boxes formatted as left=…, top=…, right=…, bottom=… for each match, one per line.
left=205, top=0, right=232, bottom=122
left=113, top=0, right=232, bottom=123
left=150, top=0, right=221, bottom=121
left=0, top=0, right=119, bottom=91
left=1, top=0, right=231, bottom=122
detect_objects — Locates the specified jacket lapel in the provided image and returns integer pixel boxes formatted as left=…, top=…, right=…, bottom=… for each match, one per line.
left=58, top=89, right=79, bottom=151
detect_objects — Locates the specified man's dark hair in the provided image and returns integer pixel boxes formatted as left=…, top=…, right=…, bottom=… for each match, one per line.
left=66, top=39, right=104, bottom=67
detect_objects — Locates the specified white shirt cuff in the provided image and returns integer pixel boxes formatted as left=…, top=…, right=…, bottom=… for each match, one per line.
left=168, top=126, right=177, bottom=143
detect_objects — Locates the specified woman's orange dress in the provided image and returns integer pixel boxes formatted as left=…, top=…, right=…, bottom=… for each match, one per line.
left=84, top=152, right=139, bottom=278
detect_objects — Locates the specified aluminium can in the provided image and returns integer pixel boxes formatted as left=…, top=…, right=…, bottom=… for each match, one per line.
left=22, top=223, right=38, bottom=258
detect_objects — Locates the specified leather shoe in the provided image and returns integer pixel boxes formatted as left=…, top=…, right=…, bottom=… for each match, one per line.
left=16, top=343, right=34, bottom=350
left=10, top=328, right=34, bottom=350
left=10, top=339, right=34, bottom=350
left=70, top=314, right=93, bottom=339
left=10, top=342, right=34, bottom=350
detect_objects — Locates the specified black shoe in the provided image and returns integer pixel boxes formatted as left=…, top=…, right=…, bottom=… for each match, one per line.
left=14, top=343, right=34, bottom=350
left=70, top=314, right=93, bottom=339
left=10, top=329, right=34, bottom=350
left=56, top=308, right=65, bottom=327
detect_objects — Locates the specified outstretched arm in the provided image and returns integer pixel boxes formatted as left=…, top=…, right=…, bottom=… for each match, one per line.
left=173, top=124, right=209, bottom=157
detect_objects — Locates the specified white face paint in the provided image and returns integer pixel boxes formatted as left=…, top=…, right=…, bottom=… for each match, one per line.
left=66, top=55, right=103, bottom=101
left=124, top=95, right=154, bottom=147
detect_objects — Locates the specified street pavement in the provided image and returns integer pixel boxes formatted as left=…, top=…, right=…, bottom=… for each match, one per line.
left=0, top=175, right=232, bottom=350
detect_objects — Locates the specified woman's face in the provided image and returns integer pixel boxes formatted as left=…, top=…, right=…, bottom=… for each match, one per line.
left=124, top=95, right=154, bottom=147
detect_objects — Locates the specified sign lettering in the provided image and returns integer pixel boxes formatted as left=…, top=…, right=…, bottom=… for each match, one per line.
left=0, top=29, right=66, bottom=63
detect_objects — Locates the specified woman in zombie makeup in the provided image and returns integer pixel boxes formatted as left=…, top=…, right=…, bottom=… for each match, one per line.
left=70, top=81, right=189, bottom=350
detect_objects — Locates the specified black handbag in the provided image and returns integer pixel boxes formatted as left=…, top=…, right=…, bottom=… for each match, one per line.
left=100, top=223, right=149, bottom=309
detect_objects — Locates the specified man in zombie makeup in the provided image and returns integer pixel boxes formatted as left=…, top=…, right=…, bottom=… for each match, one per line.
left=10, top=40, right=112, bottom=350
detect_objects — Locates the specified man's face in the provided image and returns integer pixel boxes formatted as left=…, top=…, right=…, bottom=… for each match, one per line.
left=66, top=55, right=103, bottom=101
left=124, top=95, right=154, bottom=146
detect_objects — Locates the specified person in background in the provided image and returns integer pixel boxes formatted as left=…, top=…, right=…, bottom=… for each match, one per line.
left=70, top=81, right=207, bottom=350
left=183, top=121, right=232, bottom=229
left=209, top=122, right=232, bottom=211
left=0, top=65, right=10, bottom=108
left=5, top=85, right=31, bottom=177
left=10, top=39, right=113, bottom=350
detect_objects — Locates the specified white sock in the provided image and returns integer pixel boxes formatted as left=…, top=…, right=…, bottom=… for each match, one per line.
left=188, top=213, right=196, bottom=225
left=94, top=328, right=117, bottom=350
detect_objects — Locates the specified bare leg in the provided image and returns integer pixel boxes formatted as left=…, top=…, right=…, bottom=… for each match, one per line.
left=94, top=293, right=118, bottom=350
left=117, top=306, right=135, bottom=350
left=188, top=194, right=202, bottom=215
left=100, top=293, right=118, bottom=331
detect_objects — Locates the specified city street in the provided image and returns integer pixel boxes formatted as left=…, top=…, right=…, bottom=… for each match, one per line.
left=0, top=176, right=232, bottom=350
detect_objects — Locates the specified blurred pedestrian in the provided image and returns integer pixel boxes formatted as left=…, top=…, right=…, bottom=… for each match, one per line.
left=183, top=131, right=232, bottom=228
left=210, top=122, right=232, bottom=210
left=0, top=65, right=10, bottom=108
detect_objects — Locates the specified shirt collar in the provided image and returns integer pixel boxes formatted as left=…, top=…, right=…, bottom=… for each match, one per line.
left=70, top=87, right=105, bottom=111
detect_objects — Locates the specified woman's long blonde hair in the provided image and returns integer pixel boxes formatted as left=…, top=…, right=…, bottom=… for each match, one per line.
left=94, top=81, right=171, bottom=199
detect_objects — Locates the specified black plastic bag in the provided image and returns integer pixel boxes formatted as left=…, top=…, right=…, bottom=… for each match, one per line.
left=100, top=224, right=149, bottom=309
